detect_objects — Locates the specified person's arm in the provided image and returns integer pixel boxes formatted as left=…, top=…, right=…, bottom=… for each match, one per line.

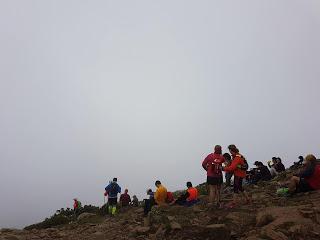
left=299, top=164, right=315, bottom=178
left=202, top=155, right=210, bottom=171
left=224, top=157, right=239, bottom=172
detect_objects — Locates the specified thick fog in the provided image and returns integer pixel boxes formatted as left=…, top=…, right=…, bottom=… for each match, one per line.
left=0, top=0, right=319, bottom=228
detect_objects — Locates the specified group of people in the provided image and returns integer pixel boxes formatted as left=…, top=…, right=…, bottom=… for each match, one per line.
left=73, top=146, right=320, bottom=216
left=202, top=144, right=251, bottom=208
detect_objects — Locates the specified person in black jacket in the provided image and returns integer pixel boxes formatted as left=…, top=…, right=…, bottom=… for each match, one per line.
left=253, top=161, right=272, bottom=183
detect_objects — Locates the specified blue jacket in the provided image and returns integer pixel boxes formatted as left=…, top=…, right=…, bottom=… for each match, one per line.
left=105, top=182, right=121, bottom=199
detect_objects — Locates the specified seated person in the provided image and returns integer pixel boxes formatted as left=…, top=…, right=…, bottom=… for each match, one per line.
left=268, top=157, right=278, bottom=177
left=288, top=154, right=320, bottom=193
left=172, top=182, right=199, bottom=206
left=154, top=180, right=168, bottom=205
left=274, top=158, right=285, bottom=173
left=252, top=161, right=272, bottom=183
left=131, top=195, right=139, bottom=207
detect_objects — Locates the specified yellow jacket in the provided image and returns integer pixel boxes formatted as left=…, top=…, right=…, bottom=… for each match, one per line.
left=154, top=185, right=167, bottom=205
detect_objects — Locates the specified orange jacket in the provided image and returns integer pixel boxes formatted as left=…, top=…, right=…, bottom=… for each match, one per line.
left=224, top=154, right=246, bottom=178
left=187, top=187, right=198, bottom=201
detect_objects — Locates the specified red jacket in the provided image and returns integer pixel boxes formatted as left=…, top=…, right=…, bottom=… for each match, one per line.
left=224, top=154, right=246, bottom=178
left=305, top=164, right=320, bottom=190
left=202, top=153, right=225, bottom=177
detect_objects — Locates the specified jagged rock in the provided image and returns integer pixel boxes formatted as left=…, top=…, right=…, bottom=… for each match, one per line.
left=167, top=216, right=175, bottom=221
left=132, top=226, right=150, bottom=235
left=170, top=222, right=182, bottom=230
left=77, top=212, right=97, bottom=221
left=91, top=231, right=105, bottom=240
left=134, top=208, right=144, bottom=214
left=256, top=213, right=274, bottom=227
left=262, top=229, right=288, bottom=240
left=204, top=224, right=230, bottom=239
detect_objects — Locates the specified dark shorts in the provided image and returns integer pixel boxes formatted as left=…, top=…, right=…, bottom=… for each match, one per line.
left=234, top=176, right=244, bottom=193
left=297, top=178, right=314, bottom=193
left=207, top=176, right=223, bottom=185
left=108, top=198, right=117, bottom=206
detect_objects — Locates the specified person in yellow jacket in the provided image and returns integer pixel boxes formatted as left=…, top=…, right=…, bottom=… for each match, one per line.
left=154, top=180, right=167, bottom=205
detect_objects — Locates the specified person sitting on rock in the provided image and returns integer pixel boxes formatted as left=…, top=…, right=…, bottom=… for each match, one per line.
left=202, top=145, right=225, bottom=206
left=105, top=177, right=121, bottom=216
left=223, top=145, right=251, bottom=208
left=268, top=157, right=279, bottom=177
left=275, top=158, right=285, bottom=173
left=120, top=189, right=131, bottom=207
left=172, top=182, right=199, bottom=206
left=154, top=180, right=168, bottom=205
left=131, top=195, right=139, bottom=207
left=287, top=154, right=320, bottom=193
left=253, top=161, right=272, bottom=182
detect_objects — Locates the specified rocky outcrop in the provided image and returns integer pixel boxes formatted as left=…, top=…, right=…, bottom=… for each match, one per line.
left=2, top=172, right=320, bottom=240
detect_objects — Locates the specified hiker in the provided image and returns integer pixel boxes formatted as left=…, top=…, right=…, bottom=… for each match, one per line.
left=287, top=154, right=320, bottom=193
left=172, top=182, right=199, bottom=206
left=202, top=145, right=225, bottom=205
left=275, top=158, right=285, bottom=173
left=104, top=177, right=121, bottom=216
left=154, top=180, right=168, bottom=205
left=291, top=156, right=304, bottom=169
left=253, top=161, right=272, bottom=182
left=224, top=153, right=233, bottom=187
left=120, top=189, right=131, bottom=207
left=131, top=195, right=139, bottom=207
left=268, top=157, right=279, bottom=177
left=73, top=198, right=82, bottom=215
left=223, top=144, right=251, bottom=207
left=144, top=189, right=155, bottom=215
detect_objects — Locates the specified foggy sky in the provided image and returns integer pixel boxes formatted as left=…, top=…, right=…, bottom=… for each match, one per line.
left=1, top=0, right=319, bottom=228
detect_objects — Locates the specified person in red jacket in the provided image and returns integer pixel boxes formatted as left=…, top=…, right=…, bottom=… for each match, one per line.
left=288, top=154, right=320, bottom=193
left=202, top=145, right=225, bottom=205
left=223, top=144, right=250, bottom=207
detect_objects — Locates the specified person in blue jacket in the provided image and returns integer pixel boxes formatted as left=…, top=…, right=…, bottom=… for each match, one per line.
left=105, top=177, right=121, bottom=215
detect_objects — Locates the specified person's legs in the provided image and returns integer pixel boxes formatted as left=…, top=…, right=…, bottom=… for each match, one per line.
left=208, top=185, right=214, bottom=203
left=288, top=176, right=300, bottom=193
left=217, top=184, right=221, bottom=204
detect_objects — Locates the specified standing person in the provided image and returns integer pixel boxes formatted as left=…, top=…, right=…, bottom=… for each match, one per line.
left=202, top=145, right=225, bottom=206
left=154, top=180, right=168, bottom=205
left=73, top=198, right=82, bottom=216
left=223, top=153, right=233, bottom=187
left=144, top=189, right=155, bottom=215
left=105, top=178, right=121, bottom=216
left=120, top=189, right=131, bottom=207
left=223, top=145, right=250, bottom=208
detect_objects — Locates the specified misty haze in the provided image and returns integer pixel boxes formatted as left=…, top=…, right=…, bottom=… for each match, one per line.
left=0, top=0, right=319, bottom=235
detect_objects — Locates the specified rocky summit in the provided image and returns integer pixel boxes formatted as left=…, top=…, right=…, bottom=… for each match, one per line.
left=1, top=172, right=320, bottom=240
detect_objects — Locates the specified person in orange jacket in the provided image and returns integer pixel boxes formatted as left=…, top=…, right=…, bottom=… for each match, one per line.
left=223, top=144, right=251, bottom=207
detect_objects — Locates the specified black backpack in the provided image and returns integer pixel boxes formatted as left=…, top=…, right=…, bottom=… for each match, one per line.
left=237, top=154, right=249, bottom=171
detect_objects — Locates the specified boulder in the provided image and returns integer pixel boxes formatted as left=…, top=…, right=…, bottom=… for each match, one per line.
left=170, top=222, right=182, bottom=230
left=256, top=214, right=274, bottom=227
left=204, top=224, right=230, bottom=239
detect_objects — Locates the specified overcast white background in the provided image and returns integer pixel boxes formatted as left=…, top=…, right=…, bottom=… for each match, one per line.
left=0, top=0, right=319, bottom=228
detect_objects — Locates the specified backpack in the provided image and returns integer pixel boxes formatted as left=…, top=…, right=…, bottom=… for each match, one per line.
left=77, top=201, right=82, bottom=208
left=166, top=192, right=174, bottom=203
left=239, top=156, right=249, bottom=171
left=211, top=158, right=223, bottom=175
left=110, top=182, right=119, bottom=195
